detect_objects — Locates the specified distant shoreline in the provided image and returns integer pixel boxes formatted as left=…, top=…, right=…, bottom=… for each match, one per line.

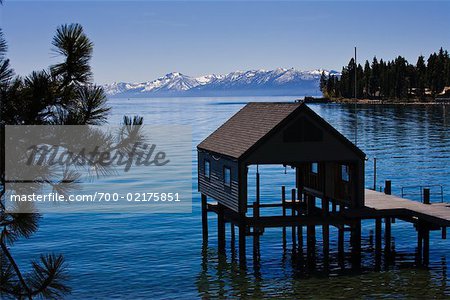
left=334, top=98, right=449, bottom=105
left=302, top=96, right=449, bottom=105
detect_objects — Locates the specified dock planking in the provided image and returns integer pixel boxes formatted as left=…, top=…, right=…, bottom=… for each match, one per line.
left=346, top=189, right=450, bottom=227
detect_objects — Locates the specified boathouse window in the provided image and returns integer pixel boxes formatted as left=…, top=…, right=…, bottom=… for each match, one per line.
left=224, top=167, right=231, bottom=187
left=311, top=163, right=318, bottom=174
left=204, top=160, right=210, bottom=179
left=341, top=164, right=350, bottom=182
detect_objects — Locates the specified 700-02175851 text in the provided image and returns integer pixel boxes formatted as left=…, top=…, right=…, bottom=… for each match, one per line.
left=9, top=192, right=181, bottom=203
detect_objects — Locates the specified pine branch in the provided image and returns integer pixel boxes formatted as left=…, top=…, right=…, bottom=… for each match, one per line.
left=0, top=230, right=32, bottom=299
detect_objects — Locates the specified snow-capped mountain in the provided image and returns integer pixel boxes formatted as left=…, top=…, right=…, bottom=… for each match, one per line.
left=104, top=68, right=340, bottom=97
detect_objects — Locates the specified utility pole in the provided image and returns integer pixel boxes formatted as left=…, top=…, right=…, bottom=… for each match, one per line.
left=354, top=46, right=357, bottom=100
left=354, top=46, right=358, bottom=145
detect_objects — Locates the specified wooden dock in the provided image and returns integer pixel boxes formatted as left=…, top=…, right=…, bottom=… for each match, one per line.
left=204, top=186, right=448, bottom=267
left=344, top=189, right=450, bottom=227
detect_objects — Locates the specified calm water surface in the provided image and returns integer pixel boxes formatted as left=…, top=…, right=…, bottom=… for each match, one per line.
left=12, top=97, right=450, bottom=299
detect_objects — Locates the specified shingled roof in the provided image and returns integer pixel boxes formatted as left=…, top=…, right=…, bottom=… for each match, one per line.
left=197, top=102, right=365, bottom=160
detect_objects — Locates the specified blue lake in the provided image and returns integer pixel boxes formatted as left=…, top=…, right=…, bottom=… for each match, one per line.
left=12, top=97, right=450, bottom=298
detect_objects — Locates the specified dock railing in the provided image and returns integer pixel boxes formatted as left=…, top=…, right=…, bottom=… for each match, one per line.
left=401, top=184, right=444, bottom=203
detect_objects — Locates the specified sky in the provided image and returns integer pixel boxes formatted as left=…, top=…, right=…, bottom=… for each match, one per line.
left=1, top=0, right=449, bottom=84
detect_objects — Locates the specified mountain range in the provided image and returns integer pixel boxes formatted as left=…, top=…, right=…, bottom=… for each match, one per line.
left=104, top=68, right=340, bottom=97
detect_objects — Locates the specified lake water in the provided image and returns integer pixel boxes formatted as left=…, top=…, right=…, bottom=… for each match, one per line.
left=11, top=97, right=450, bottom=299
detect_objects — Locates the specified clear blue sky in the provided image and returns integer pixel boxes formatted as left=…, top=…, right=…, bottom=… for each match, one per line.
left=1, top=1, right=449, bottom=84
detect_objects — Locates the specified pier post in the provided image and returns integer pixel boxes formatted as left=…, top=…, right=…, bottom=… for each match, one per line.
left=253, top=171, right=261, bottom=263
left=373, top=157, right=377, bottom=190
left=297, top=225, right=303, bottom=254
left=416, top=221, right=431, bottom=266
left=443, top=227, right=447, bottom=240
left=423, top=188, right=430, bottom=204
left=253, top=227, right=260, bottom=263
left=296, top=168, right=304, bottom=253
left=350, top=220, right=362, bottom=268
left=201, top=194, right=208, bottom=242
left=217, top=204, right=226, bottom=254
left=322, top=197, right=330, bottom=264
left=291, top=189, right=297, bottom=249
left=423, top=227, right=430, bottom=266
left=282, top=186, right=286, bottom=249
left=338, top=225, right=345, bottom=265
left=417, top=228, right=423, bottom=265
left=306, top=195, right=316, bottom=261
left=375, top=217, right=382, bottom=269
left=239, top=220, right=247, bottom=267
left=231, top=223, right=236, bottom=259
left=385, top=217, right=392, bottom=253
left=307, top=222, right=316, bottom=266
left=384, top=180, right=391, bottom=195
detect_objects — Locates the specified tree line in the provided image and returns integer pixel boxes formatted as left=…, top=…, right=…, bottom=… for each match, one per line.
left=321, top=48, right=450, bottom=100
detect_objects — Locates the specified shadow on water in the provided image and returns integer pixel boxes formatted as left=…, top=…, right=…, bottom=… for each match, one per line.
left=197, top=234, right=450, bottom=298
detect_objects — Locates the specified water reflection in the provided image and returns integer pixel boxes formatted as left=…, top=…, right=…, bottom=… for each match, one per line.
left=197, top=236, right=450, bottom=298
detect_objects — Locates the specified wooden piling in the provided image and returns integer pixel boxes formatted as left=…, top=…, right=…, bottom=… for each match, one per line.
left=291, top=189, right=297, bottom=249
left=201, top=194, right=208, bottom=242
left=282, top=186, right=286, bottom=249
left=297, top=186, right=303, bottom=253
left=351, top=220, right=362, bottom=268
left=423, top=227, right=430, bottom=265
left=306, top=195, right=316, bottom=259
left=217, top=204, right=226, bottom=254
left=322, top=198, right=330, bottom=262
left=239, top=221, right=246, bottom=266
left=375, top=218, right=382, bottom=269
left=384, top=180, right=391, bottom=195
left=385, top=217, right=392, bottom=253
left=253, top=171, right=261, bottom=262
left=373, top=157, right=377, bottom=190
left=230, top=223, right=236, bottom=258
left=338, top=225, right=345, bottom=262
left=417, top=226, right=423, bottom=265
left=255, top=171, right=260, bottom=217
left=297, top=225, right=303, bottom=253
left=253, top=228, right=260, bottom=263
left=423, top=188, right=430, bottom=204
left=307, top=222, right=316, bottom=263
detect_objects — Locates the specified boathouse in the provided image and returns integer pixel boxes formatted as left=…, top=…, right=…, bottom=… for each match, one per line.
left=198, top=102, right=365, bottom=211
left=198, top=102, right=449, bottom=267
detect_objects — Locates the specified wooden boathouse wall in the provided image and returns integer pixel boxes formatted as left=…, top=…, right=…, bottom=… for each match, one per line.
left=198, top=151, right=239, bottom=212
left=297, top=161, right=363, bottom=208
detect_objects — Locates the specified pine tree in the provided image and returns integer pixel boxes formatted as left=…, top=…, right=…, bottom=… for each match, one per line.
left=369, top=57, right=380, bottom=97
left=325, top=75, right=332, bottom=97
left=320, top=71, right=328, bottom=96
left=357, top=64, right=364, bottom=98
left=416, top=55, right=426, bottom=99
left=363, top=60, right=371, bottom=97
